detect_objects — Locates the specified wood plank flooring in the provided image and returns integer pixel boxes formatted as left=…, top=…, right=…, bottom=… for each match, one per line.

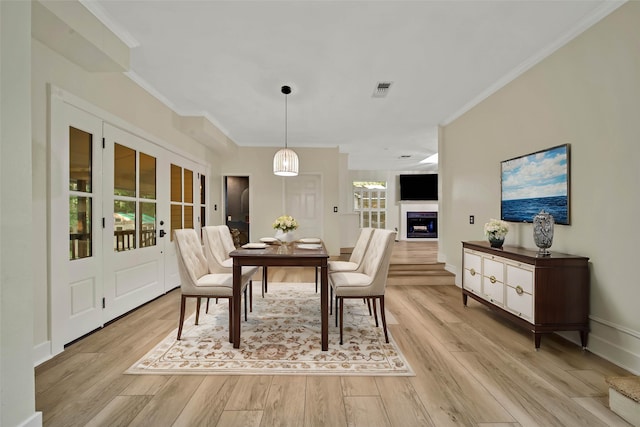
left=35, top=242, right=633, bottom=426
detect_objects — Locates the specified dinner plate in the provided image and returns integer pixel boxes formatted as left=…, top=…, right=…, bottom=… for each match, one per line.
left=297, top=243, right=322, bottom=250
left=259, top=237, right=278, bottom=244
left=298, top=238, right=321, bottom=244
left=242, top=242, right=268, bottom=249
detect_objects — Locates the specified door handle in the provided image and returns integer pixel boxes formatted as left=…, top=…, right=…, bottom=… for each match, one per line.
left=159, top=230, right=166, bottom=238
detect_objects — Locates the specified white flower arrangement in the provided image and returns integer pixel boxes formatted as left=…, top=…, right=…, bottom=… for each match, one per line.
left=272, top=215, right=299, bottom=233
left=484, top=218, right=509, bottom=239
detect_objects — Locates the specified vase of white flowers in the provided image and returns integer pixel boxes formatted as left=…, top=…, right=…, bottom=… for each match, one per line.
left=484, top=218, right=509, bottom=248
left=273, top=215, right=299, bottom=245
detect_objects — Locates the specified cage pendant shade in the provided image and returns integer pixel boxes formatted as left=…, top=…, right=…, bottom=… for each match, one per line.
left=273, top=148, right=299, bottom=176
left=273, top=84, right=299, bottom=176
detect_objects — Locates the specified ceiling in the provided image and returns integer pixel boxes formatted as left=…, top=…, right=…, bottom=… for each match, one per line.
left=83, top=0, right=619, bottom=171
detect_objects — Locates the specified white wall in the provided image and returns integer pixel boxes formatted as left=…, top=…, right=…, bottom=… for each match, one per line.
left=1, top=2, right=42, bottom=426
left=441, top=2, right=640, bottom=373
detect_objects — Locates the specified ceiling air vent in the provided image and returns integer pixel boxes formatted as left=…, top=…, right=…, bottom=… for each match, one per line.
left=373, top=81, right=393, bottom=98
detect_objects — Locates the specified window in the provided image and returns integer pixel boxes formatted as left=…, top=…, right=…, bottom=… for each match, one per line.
left=353, top=181, right=387, bottom=229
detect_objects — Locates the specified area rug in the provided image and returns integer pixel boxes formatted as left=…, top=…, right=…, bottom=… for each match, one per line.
left=126, top=282, right=414, bottom=376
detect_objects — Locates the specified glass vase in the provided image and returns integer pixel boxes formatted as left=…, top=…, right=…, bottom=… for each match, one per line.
left=533, top=210, right=554, bottom=256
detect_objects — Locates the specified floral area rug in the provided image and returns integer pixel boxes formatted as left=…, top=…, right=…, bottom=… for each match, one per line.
left=126, top=282, right=414, bottom=376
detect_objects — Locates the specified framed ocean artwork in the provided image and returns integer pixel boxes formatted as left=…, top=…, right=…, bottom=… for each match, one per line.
left=501, top=144, right=570, bottom=225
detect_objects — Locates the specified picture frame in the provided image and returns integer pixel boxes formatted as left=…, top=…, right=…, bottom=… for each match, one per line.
left=500, top=144, right=570, bottom=225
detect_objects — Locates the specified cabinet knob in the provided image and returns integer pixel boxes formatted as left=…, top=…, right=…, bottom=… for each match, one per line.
left=489, top=275, right=497, bottom=284
left=470, top=268, right=476, bottom=276
left=516, top=285, right=524, bottom=295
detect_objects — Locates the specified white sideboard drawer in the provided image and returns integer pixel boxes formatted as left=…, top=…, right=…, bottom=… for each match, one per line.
left=483, top=278, right=504, bottom=305
left=464, top=250, right=481, bottom=273
left=464, top=268, right=481, bottom=294
left=506, top=264, right=534, bottom=295
left=506, top=285, right=533, bottom=322
left=483, top=258, right=504, bottom=283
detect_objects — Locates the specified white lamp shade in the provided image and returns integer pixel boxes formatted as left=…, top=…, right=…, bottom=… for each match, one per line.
left=273, top=148, right=299, bottom=176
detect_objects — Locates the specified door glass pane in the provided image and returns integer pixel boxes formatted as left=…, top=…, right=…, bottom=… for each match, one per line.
left=171, top=164, right=182, bottom=202
left=69, top=196, right=91, bottom=260
left=114, top=143, right=136, bottom=197
left=140, top=202, right=156, bottom=248
left=139, top=152, right=156, bottom=199
left=171, top=204, right=182, bottom=241
left=69, top=127, right=92, bottom=192
left=114, top=200, right=136, bottom=251
left=371, top=211, right=379, bottom=227
left=184, top=206, right=194, bottom=229
left=201, top=207, right=206, bottom=228
left=184, top=169, right=193, bottom=203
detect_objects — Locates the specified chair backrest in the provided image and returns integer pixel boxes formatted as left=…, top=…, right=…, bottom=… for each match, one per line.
left=218, top=225, right=237, bottom=254
left=174, top=229, right=208, bottom=292
left=349, top=227, right=374, bottom=266
left=202, top=225, right=232, bottom=273
left=360, top=229, right=396, bottom=295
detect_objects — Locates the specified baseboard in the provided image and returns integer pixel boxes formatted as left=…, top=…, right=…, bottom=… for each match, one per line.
left=444, top=262, right=461, bottom=286
left=33, top=340, right=53, bottom=367
left=17, top=411, right=42, bottom=427
left=582, top=317, right=640, bottom=375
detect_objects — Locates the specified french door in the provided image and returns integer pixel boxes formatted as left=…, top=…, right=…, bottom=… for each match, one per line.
left=50, top=91, right=206, bottom=354
left=102, top=124, right=167, bottom=321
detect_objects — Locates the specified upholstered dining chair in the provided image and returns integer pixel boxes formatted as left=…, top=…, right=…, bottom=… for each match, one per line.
left=328, top=227, right=374, bottom=315
left=202, top=225, right=259, bottom=312
left=328, top=227, right=374, bottom=274
left=329, top=228, right=396, bottom=345
left=173, top=228, right=252, bottom=342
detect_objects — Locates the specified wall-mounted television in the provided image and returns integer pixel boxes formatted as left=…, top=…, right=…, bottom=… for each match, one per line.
left=399, top=174, right=438, bottom=201
left=501, top=144, right=570, bottom=224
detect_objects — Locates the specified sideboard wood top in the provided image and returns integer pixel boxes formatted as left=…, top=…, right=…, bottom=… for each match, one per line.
left=462, top=241, right=589, bottom=264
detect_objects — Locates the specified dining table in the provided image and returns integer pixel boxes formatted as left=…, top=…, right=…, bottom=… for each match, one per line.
left=230, top=241, right=330, bottom=350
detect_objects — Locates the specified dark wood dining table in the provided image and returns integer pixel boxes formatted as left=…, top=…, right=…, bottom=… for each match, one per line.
left=230, top=241, right=330, bottom=350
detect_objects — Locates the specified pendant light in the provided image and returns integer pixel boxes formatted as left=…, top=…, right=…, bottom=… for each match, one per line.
left=273, top=85, right=299, bottom=176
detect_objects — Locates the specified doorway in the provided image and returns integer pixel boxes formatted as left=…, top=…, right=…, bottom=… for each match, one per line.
left=224, top=176, right=250, bottom=246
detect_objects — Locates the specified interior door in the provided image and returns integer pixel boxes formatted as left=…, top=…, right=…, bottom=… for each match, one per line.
left=102, top=124, right=165, bottom=320
left=50, top=101, right=104, bottom=351
left=285, top=174, right=323, bottom=239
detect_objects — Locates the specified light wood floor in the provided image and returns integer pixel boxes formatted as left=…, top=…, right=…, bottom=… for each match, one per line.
left=35, top=242, right=633, bottom=426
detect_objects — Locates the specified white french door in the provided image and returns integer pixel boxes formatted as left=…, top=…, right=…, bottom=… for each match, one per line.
left=50, top=89, right=206, bottom=354
left=102, top=124, right=167, bottom=320
left=50, top=101, right=105, bottom=351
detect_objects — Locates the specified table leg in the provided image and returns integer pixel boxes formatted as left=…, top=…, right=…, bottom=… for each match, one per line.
left=321, top=264, right=328, bottom=351
left=232, top=263, right=242, bottom=348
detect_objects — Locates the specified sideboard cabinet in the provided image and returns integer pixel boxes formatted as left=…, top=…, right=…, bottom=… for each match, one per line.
left=462, top=241, right=590, bottom=349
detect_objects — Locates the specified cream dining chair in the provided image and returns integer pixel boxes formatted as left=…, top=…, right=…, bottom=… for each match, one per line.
left=328, top=227, right=374, bottom=274
left=329, top=228, right=396, bottom=345
left=329, top=227, right=374, bottom=315
left=202, top=225, right=259, bottom=314
left=173, top=228, right=252, bottom=342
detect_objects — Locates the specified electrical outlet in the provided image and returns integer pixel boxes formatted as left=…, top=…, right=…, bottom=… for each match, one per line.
left=469, top=215, right=475, bottom=224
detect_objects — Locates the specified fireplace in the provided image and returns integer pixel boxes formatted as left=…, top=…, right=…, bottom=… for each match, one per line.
left=406, top=211, right=437, bottom=239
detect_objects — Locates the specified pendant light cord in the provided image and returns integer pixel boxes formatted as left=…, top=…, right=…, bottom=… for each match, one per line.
left=284, top=92, right=288, bottom=149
